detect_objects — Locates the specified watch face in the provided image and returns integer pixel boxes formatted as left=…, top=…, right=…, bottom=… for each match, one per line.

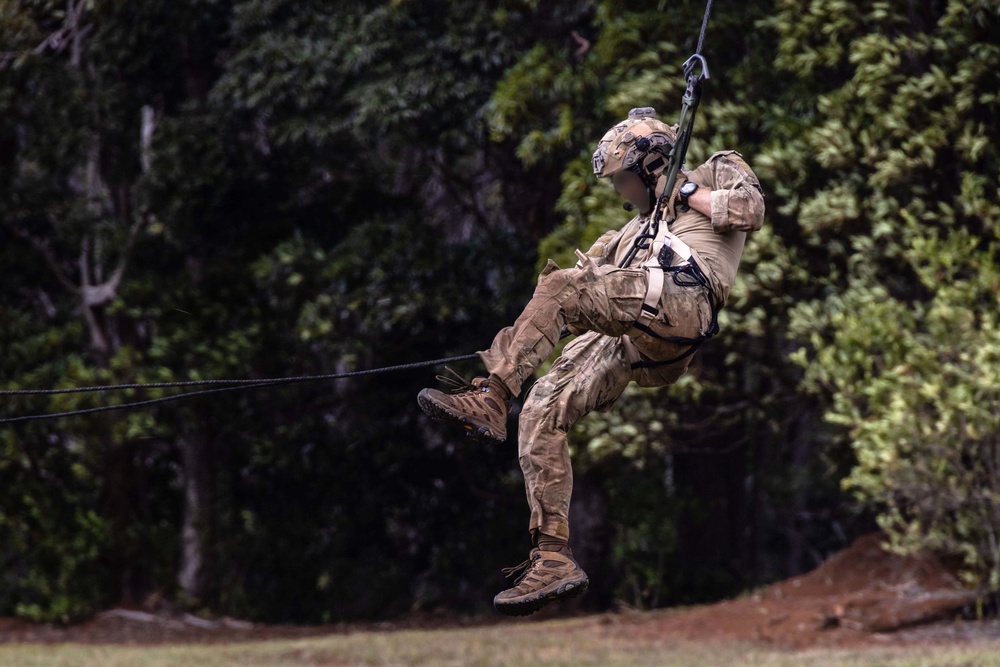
left=680, top=181, right=698, bottom=196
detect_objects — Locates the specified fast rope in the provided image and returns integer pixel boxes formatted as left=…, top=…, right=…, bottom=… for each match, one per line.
left=0, top=353, right=478, bottom=425
left=695, top=0, right=713, bottom=58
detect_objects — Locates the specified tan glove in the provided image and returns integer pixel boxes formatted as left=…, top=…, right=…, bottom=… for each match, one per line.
left=657, top=172, right=689, bottom=220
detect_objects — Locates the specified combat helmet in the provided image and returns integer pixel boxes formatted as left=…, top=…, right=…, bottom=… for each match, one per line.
left=592, top=107, right=677, bottom=213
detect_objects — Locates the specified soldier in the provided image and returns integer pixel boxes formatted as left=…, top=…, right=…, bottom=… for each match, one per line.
left=418, top=108, right=765, bottom=616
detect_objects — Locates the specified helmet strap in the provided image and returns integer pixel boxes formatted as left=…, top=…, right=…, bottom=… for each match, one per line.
left=642, top=146, right=673, bottom=214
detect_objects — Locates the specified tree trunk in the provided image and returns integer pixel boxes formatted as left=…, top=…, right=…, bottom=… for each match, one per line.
left=569, top=470, right=614, bottom=609
left=177, top=426, right=213, bottom=604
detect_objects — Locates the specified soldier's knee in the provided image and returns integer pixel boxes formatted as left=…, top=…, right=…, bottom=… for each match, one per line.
left=534, top=267, right=575, bottom=299
left=525, top=382, right=587, bottom=439
left=520, top=379, right=553, bottom=427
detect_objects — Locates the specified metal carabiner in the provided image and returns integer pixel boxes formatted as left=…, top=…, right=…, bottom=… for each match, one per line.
left=682, top=53, right=710, bottom=83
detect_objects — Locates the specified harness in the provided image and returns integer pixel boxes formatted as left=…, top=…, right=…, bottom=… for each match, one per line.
left=617, top=8, right=721, bottom=371
left=620, top=213, right=721, bottom=370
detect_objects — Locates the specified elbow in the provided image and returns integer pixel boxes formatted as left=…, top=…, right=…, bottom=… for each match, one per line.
left=711, top=188, right=764, bottom=233
left=739, top=189, right=765, bottom=232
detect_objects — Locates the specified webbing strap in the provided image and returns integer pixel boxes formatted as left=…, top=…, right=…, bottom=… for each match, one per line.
left=647, top=226, right=695, bottom=267
left=634, top=265, right=664, bottom=331
left=621, top=335, right=642, bottom=367
left=630, top=222, right=696, bottom=335
left=630, top=340, right=703, bottom=369
left=623, top=220, right=722, bottom=370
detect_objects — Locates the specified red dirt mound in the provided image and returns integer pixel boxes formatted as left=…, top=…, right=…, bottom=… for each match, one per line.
left=630, top=532, right=985, bottom=648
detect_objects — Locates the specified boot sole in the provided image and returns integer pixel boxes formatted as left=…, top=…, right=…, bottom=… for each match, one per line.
left=417, top=390, right=506, bottom=446
left=493, top=577, right=590, bottom=617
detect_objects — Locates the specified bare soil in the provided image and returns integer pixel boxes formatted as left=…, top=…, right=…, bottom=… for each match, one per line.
left=624, top=532, right=995, bottom=649
left=1, top=532, right=996, bottom=649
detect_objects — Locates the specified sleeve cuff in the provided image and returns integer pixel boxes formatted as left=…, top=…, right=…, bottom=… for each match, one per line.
left=710, top=189, right=731, bottom=233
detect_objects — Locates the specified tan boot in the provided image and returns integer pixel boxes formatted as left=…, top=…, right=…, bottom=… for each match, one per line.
left=417, top=370, right=509, bottom=446
left=493, top=548, right=589, bottom=616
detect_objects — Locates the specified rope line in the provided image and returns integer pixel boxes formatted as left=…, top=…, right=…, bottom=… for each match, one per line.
left=695, top=0, right=713, bottom=56
left=0, top=353, right=478, bottom=425
left=0, top=354, right=479, bottom=397
left=1, top=379, right=288, bottom=425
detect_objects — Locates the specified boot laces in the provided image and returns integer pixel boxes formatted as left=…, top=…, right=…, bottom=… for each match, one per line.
left=500, top=552, right=541, bottom=585
left=435, top=367, right=489, bottom=394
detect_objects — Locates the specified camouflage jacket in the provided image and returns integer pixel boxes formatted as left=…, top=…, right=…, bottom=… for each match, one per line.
left=585, top=150, right=765, bottom=306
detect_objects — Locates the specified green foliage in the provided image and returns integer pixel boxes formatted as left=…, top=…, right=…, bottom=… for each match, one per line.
left=773, top=0, right=1000, bottom=589
left=0, top=0, right=570, bottom=623
left=3, top=0, right=999, bottom=625
left=497, top=0, right=1000, bottom=603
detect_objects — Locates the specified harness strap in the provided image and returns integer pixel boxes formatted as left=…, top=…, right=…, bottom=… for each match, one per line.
left=621, top=335, right=642, bottom=367
left=630, top=340, right=704, bottom=369
left=625, top=222, right=722, bottom=370
left=648, top=224, right=695, bottom=266
left=634, top=265, right=664, bottom=331
left=630, top=223, right=695, bottom=335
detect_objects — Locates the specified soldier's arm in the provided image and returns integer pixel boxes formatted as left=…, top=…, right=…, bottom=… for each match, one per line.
left=685, top=186, right=713, bottom=218
left=707, top=153, right=765, bottom=233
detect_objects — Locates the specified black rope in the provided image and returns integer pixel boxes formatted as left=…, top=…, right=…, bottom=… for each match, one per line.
left=695, top=0, right=713, bottom=56
left=1, top=379, right=289, bottom=425
left=0, top=354, right=479, bottom=397
left=0, top=353, right=478, bottom=425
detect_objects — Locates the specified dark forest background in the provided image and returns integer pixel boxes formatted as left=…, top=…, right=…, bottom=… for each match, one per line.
left=1, top=0, right=998, bottom=623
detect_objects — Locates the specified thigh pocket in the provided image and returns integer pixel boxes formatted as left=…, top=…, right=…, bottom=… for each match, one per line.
left=647, top=283, right=711, bottom=340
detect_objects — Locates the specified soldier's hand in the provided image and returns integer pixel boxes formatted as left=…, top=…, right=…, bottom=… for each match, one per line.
left=664, top=173, right=689, bottom=220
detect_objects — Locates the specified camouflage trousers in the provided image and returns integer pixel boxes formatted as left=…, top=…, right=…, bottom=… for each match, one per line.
left=479, top=259, right=714, bottom=541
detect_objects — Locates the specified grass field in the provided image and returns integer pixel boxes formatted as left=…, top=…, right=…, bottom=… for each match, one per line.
left=2, top=616, right=1000, bottom=667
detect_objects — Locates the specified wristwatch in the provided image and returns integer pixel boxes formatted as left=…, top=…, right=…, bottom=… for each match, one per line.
left=678, top=181, right=699, bottom=212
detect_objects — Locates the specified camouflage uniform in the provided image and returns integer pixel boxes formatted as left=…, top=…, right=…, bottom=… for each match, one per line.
left=479, top=150, right=765, bottom=541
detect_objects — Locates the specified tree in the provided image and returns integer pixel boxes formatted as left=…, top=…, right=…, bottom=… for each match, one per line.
left=0, top=0, right=583, bottom=622
left=769, top=0, right=1000, bottom=592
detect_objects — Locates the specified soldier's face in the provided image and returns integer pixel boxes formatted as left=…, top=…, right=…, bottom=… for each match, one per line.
left=611, top=170, right=650, bottom=214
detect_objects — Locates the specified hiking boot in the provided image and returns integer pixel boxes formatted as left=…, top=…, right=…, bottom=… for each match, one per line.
left=493, top=548, right=589, bottom=616
left=417, top=369, right=509, bottom=446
